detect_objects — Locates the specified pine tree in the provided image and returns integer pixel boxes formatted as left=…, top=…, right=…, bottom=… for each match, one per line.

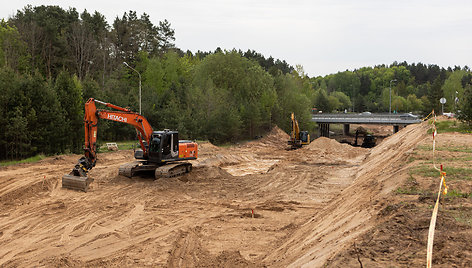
left=458, top=85, right=472, bottom=125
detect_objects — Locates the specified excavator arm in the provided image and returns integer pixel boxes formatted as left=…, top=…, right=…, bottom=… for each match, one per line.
left=62, top=98, right=154, bottom=191
left=290, top=112, right=300, bottom=141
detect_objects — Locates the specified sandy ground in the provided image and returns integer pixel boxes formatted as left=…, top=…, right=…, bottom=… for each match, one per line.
left=0, top=122, right=471, bottom=267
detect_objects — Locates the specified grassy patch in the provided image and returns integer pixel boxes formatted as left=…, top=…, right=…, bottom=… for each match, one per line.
left=396, top=187, right=423, bottom=195
left=447, top=206, right=472, bottom=227
left=97, top=140, right=137, bottom=153
left=410, top=166, right=472, bottom=180
left=421, top=155, right=472, bottom=164
left=445, top=189, right=472, bottom=199
left=444, top=167, right=472, bottom=181
left=396, top=176, right=424, bottom=195
left=417, top=144, right=471, bottom=153
left=0, top=154, right=46, bottom=167
left=410, top=166, right=439, bottom=178
left=427, top=120, right=472, bottom=134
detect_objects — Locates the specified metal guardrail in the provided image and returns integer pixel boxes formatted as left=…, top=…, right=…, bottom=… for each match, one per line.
left=312, top=113, right=422, bottom=125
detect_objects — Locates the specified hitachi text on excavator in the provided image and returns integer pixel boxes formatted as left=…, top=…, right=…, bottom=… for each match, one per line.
left=62, top=98, right=198, bottom=192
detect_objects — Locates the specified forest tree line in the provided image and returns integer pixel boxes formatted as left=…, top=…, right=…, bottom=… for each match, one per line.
left=0, top=5, right=471, bottom=160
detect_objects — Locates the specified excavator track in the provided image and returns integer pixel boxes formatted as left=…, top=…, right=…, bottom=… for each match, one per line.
left=155, top=162, right=192, bottom=179
left=118, top=161, right=142, bottom=178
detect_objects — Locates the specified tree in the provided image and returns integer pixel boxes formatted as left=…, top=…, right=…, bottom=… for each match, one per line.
left=192, top=51, right=276, bottom=139
left=406, top=94, right=423, bottom=112
left=11, top=5, right=79, bottom=78
left=441, top=70, right=465, bottom=112
left=392, top=96, right=407, bottom=112
left=0, top=20, right=29, bottom=71
left=157, top=19, right=175, bottom=53
left=458, top=85, right=472, bottom=125
left=427, top=77, right=444, bottom=114
left=5, top=107, right=29, bottom=159
left=314, top=88, right=330, bottom=112
left=54, top=71, right=84, bottom=153
left=111, top=11, right=175, bottom=63
left=68, top=18, right=95, bottom=80
left=330, top=91, right=351, bottom=111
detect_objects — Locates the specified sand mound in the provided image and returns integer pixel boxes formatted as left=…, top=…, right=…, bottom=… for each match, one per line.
left=264, top=126, right=290, bottom=141
left=197, top=141, right=221, bottom=153
left=243, top=126, right=290, bottom=149
left=305, top=137, right=368, bottom=160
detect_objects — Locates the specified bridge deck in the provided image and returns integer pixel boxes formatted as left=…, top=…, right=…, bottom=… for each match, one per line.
left=312, top=113, right=421, bottom=125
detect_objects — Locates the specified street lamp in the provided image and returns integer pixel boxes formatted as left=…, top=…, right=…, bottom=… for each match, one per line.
left=123, top=62, right=142, bottom=115
left=389, top=79, right=397, bottom=114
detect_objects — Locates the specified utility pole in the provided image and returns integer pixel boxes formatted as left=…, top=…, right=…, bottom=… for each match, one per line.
left=389, top=79, right=397, bottom=114
left=123, top=62, right=142, bottom=115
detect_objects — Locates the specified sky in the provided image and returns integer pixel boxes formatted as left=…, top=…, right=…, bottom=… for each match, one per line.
left=2, top=0, right=472, bottom=77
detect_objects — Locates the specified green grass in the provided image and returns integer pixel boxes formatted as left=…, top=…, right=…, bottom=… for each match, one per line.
left=427, top=120, right=472, bottom=134
left=396, top=176, right=424, bottom=195
left=448, top=206, right=472, bottom=227
left=396, top=187, right=423, bottom=195
left=410, top=166, right=472, bottom=180
left=0, top=154, right=46, bottom=167
left=420, top=155, right=472, bottom=164
left=417, top=144, right=471, bottom=153
left=445, top=189, right=472, bottom=199
left=96, top=140, right=137, bottom=153
left=410, top=166, right=440, bottom=178
left=443, top=167, right=472, bottom=180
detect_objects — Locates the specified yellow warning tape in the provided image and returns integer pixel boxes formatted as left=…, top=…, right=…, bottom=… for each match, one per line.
left=422, top=110, right=434, bottom=121
left=426, top=111, right=448, bottom=268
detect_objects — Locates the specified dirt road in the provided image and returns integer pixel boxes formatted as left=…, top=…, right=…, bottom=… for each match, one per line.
left=0, top=123, right=470, bottom=267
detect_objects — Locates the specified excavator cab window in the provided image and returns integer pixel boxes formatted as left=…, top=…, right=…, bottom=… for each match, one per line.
left=150, top=135, right=161, bottom=153
left=300, top=131, right=309, bottom=143
left=172, top=133, right=179, bottom=154
left=162, top=133, right=171, bottom=157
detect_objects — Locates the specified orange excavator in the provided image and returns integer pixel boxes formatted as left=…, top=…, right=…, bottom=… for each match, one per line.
left=62, top=98, right=198, bottom=192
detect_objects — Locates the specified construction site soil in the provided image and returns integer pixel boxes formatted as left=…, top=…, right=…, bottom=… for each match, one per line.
left=1, top=122, right=471, bottom=267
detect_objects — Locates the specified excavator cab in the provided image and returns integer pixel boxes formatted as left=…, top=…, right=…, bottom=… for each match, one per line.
left=148, top=130, right=179, bottom=162
left=300, top=131, right=310, bottom=145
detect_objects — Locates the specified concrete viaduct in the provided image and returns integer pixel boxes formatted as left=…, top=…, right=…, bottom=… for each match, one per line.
left=311, top=113, right=422, bottom=137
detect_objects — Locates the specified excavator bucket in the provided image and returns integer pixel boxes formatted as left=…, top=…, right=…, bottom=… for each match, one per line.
left=62, top=157, right=94, bottom=192
left=62, top=174, right=93, bottom=192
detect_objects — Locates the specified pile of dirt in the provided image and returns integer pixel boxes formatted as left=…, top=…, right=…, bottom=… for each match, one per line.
left=264, top=126, right=290, bottom=141
left=196, top=141, right=222, bottom=155
left=302, top=137, right=368, bottom=162
left=243, top=126, right=290, bottom=149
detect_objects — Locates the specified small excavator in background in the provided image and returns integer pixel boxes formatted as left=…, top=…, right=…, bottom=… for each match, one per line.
left=62, top=98, right=198, bottom=192
left=353, top=126, right=377, bottom=148
left=287, top=112, right=310, bottom=149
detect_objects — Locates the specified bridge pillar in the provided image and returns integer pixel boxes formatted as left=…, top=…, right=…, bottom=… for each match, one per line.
left=393, top=125, right=399, bottom=133
left=319, top=123, right=330, bottom=137
left=343, top=124, right=350, bottom=136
